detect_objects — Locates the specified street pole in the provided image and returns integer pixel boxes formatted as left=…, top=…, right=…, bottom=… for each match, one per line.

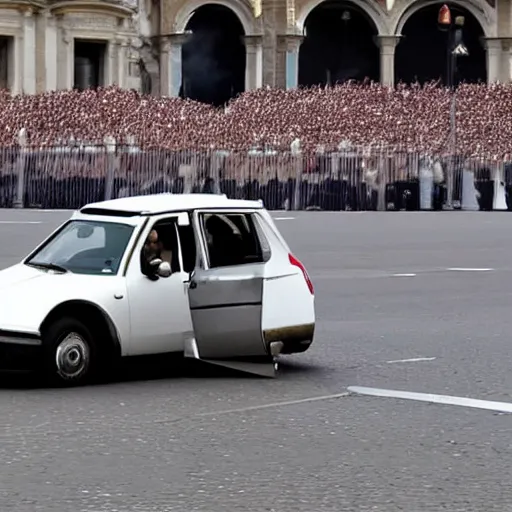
left=437, top=5, right=468, bottom=209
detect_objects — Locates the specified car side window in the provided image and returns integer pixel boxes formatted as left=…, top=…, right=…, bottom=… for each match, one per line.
left=201, top=213, right=265, bottom=268
left=140, top=219, right=181, bottom=278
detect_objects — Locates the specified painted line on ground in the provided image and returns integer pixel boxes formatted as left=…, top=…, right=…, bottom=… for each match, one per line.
left=391, top=273, right=417, bottom=277
left=195, top=392, right=350, bottom=417
left=273, top=216, right=295, bottom=221
left=446, top=268, right=494, bottom=272
left=0, top=221, right=42, bottom=224
left=348, top=386, right=512, bottom=414
left=386, top=357, right=437, bottom=364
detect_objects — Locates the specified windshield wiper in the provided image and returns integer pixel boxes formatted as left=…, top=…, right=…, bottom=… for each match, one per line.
left=26, top=262, right=69, bottom=273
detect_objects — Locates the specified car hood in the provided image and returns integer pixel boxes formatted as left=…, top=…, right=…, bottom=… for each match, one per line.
left=0, top=263, right=48, bottom=292
left=0, top=264, right=119, bottom=334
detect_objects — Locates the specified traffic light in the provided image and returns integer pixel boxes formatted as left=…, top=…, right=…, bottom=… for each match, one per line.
left=437, top=4, right=451, bottom=31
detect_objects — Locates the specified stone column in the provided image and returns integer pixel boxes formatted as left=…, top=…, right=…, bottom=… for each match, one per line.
left=105, top=40, right=116, bottom=86
left=11, top=35, right=22, bottom=95
left=57, top=27, right=73, bottom=89
left=243, top=35, right=263, bottom=90
left=500, top=38, right=512, bottom=82
left=117, top=39, right=128, bottom=87
left=283, top=35, right=302, bottom=90
left=22, top=8, right=36, bottom=94
left=159, top=38, right=170, bottom=96
left=483, top=38, right=502, bottom=83
left=34, top=10, right=47, bottom=92
left=376, top=36, right=400, bottom=87
left=161, top=34, right=187, bottom=97
left=43, top=13, right=58, bottom=90
left=170, top=34, right=187, bottom=97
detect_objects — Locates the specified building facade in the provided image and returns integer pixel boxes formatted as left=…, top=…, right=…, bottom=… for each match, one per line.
left=0, top=0, right=142, bottom=94
left=0, top=0, right=510, bottom=96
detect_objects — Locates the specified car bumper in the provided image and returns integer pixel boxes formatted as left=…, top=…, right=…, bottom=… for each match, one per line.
left=0, top=330, right=42, bottom=371
left=263, top=323, right=315, bottom=355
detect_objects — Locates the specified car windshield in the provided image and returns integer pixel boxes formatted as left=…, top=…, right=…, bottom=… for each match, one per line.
left=25, top=220, right=135, bottom=276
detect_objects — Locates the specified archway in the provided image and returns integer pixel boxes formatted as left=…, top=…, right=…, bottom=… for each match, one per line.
left=298, top=0, right=380, bottom=87
left=181, top=4, right=246, bottom=106
left=395, top=3, right=487, bottom=85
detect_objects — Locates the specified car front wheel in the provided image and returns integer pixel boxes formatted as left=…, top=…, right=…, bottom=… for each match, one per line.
left=43, top=317, right=97, bottom=385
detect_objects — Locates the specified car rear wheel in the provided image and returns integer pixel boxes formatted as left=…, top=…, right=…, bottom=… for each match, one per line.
left=43, top=317, right=97, bottom=385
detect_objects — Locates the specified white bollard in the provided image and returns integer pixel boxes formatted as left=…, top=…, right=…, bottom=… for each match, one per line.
left=461, top=169, right=479, bottom=211
left=492, top=165, right=507, bottom=210
left=419, top=166, right=433, bottom=210
left=13, top=128, right=27, bottom=208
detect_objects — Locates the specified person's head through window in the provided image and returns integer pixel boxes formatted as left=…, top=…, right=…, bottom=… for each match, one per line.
left=144, top=229, right=161, bottom=261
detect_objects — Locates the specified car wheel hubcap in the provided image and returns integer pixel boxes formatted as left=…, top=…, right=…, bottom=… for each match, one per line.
left=55, top=333, right=89, bottom=380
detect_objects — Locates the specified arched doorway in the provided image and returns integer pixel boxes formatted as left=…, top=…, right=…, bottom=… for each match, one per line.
left=395, top=3, right=487, bottom=85
left=181, top=4, right=246, bottom=106
left=298, top=0, right=379, bottom=87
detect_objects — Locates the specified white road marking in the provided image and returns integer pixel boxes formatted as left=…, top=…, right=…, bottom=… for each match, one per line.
left=273, top=217, right=295, bottom=221
left=0, top=209, right=74, bottom=213
left=446, top=267, right=493, bottom=272
left=0, top=221, right=42, bottom=224
left=24, top=209, right=74, bottom=213
left=348, top=386, right=512, bottom=414
left=386, top=357, right=437, bottom=364
left=195, top=392, right=350, bottom=417
left=391, top=273, right=417, bottom=277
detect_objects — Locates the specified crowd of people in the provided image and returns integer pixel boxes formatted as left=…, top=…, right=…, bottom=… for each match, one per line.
left=0, top=82, right=510, bottom=211
left=0, top=82, right=511, bottom=157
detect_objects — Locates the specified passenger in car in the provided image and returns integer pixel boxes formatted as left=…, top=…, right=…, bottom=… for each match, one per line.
left=141, top=229, right=161, bottom=280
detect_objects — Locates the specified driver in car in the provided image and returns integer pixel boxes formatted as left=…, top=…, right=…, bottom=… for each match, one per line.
left=141, top=229, right=162, bottom=280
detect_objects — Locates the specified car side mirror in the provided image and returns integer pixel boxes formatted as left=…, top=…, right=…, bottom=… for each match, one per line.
left=157, top=261, right=172, bottom=278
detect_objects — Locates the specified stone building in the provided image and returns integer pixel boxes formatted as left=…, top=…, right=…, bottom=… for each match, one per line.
left=0, top=0, right=144, bottom=94
left=0, top=0, right=509, bottom=98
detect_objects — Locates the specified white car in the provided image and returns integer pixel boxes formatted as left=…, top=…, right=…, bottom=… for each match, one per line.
left=0, top=194, right=315, bottom=384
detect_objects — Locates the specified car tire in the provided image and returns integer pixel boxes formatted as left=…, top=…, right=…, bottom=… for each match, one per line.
left=42, top=317, right=97, bottom=386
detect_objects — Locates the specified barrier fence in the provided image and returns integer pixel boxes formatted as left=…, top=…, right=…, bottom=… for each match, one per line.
left=0, top=144, right=510, bottom=211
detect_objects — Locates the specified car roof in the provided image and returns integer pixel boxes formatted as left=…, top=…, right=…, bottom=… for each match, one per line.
left=79, top=194, right=264, bottom=216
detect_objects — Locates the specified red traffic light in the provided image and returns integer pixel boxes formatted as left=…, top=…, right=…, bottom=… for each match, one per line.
left=438, top=4, right=452, bottom=25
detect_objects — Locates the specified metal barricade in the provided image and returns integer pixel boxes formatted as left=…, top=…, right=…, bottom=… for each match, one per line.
left=0, top=142, right=510, bottom=211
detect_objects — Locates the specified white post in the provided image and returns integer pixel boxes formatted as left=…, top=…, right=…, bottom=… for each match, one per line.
left=291, top=138, right=302, bottom=210
left=493, top=163, right=507, bottom=210
left=104, top=135, right=117, bottom=201
left=461, top=168, right=479, bottom=210
left=14, top=128, right=27, bottom=208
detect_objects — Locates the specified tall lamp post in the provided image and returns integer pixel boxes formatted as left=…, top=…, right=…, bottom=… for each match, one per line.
left=437, top=4, right=469, bottom=208
left=437, top=4, right=469, bottom=88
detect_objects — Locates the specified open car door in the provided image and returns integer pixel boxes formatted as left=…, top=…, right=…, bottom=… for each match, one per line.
left=186, top=209, right=270, bottom=370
